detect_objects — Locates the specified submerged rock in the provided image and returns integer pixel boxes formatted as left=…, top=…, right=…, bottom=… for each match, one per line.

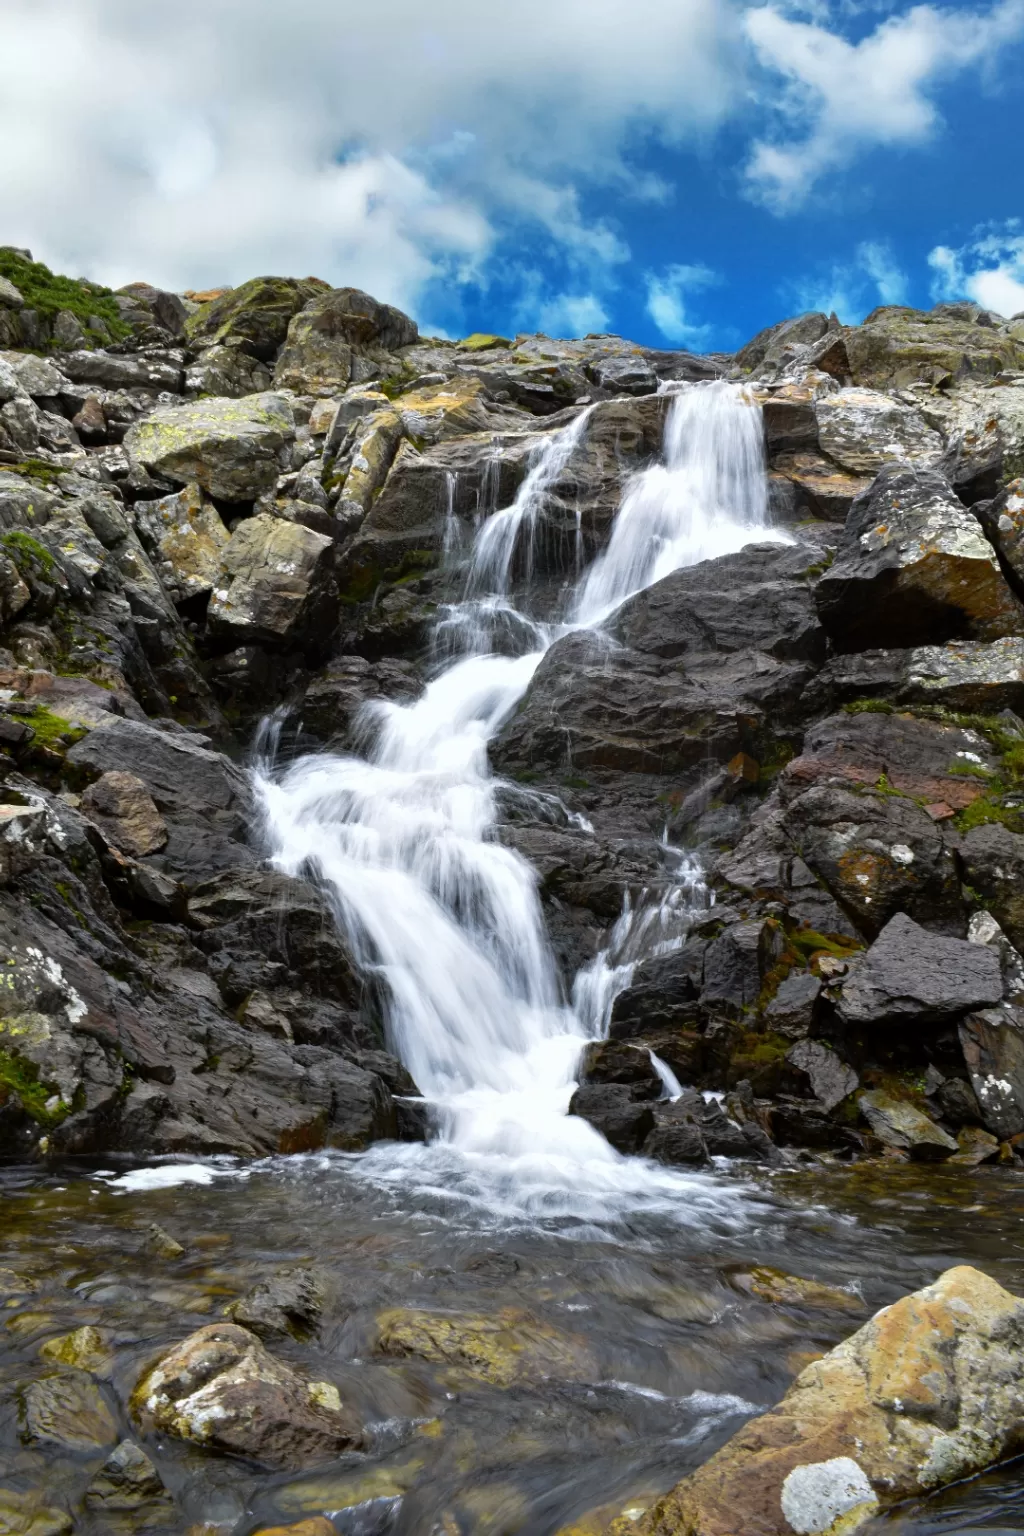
left=132, top=1322, right=362, bottom=1469
left=613, top=1265, right=1024, bottom=1536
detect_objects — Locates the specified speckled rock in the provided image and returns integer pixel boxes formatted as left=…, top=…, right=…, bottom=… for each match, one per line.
left=614, top=1265, right=1024, bottom=1536
left=124, top=393, right=295, bottom=501
left=131, top=1322, right=362, bottom=1469
left=814, top=388, right=944, bottom=475
left=134, top=483, right=230, bottom=602
left=207, top=514, right=336, bottom=646
left=81, top=770, right=168, bottom=858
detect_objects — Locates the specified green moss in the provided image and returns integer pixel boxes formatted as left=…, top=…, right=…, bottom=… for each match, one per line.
left=22, top=707, right=87, bottom=753
left=459, top=333, right=512, bottom=352
left=956, top=795, right=1024, bottom=834
left=0, top=250, right=129, bottom=343
left=0, top=529, right=55, bottom=576
left=0, top=1049, right=67, bottom=1127
left=843, top=698, right=895, bottom=716
left=5, top=459, right=70, bottom=488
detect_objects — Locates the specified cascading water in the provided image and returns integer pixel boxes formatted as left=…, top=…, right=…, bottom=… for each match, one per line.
left=256, top=381, right=787, bottom=1223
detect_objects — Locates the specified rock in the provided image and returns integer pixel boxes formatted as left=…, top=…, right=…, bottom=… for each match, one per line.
left=977, top=476, right=1024, bottom=592
left=609, top=949, right=703, bottom=1038
left=185, top=276, right=328, bottom=360
left=80, top=770, right=168, bottom=857
left=274, top=287, right=418, bottom=394
left=0, top=1490, right=71, bottom=1536
left=134, top=483, right=230, bottom=603
left=808, top=636, right=1024, bottom=715
left=785, top=1040, right=858, bottom=1112
left=252, top=1523, right=336, bottom=1536
left=727, top=1267, right=864, bottom=1312
left=764, top=972, right=821, bottom=1040
left=838, top=913, right=1003, bottom=1027
left=332, top=406, right=404, bottom=522
left=131, top=1322, right=362, bottom=1469
left=229, top=1268, right=325, bottom=1340
left=147, top=1223, right=186, bottom=1259
left=960, top=822, right=1024, bottom=950
left=842, top=304, right=1024, bottom=389
left=816, top=463, right=1024, bottom=653
left=618, top=1265, right=1024, bottom=1536
left=124, top=393, right=295, bottom=502
left=23, top=1371, right=118, bottom=1450
left=643, top=1112, right=709, bottom=1167
left=207, top=514, right=335, bottom=647
left=39, top=1325, right=111, bottom=1373
left=567, top=1083, right=656, bottom=1153
left=577, top=1040, right=663, bottom=1097
left=814, top=388, right=944, bottom=475
left=736, top=312, right=831, bottom=373
left=60, top=349, right=184, bottom=392
left=857, top=1090, right=958, bottom=1159
left=701, top=919, right=783, bottom=1013
left=375, top=1306, right=590, bottom=1386
left=299, top=655, right=421, bottom=746
left=949, top=1124, right=1001, bottom=1165
left=85, top=1439, right=174, bottom=1518
left=958, top=1008, right=1024, bottom=1138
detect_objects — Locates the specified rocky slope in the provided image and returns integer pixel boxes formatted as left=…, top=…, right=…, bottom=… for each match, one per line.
left=3, top=247, right=1024, bottom=1173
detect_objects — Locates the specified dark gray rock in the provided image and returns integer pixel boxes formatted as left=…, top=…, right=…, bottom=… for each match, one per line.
left=230, top=1268, right=325, bottom=1339
left=764, top=971, right=821, bottom=1039
left=959, top=1008, right=1024, bottom=1138
left=701, top=918, right=783, bottom=1013
left=567, top=1083, right=655, bottom=1153
left=960, top=823, right=1024, bottom=952
left=785, top=1039, right=858, bottom=1111
left=839, top=913, right=1003, bottom=1026
left=578, top=1039, right=663, bottom=1098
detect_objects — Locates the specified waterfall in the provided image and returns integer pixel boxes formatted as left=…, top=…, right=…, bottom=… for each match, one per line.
left=256, top=382, right=783, bottom=1220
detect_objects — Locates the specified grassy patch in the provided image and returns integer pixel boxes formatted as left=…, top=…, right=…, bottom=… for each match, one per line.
left=0, top=529, right=55, bottom=577
left=0, top=1049, right=67, bottom=1127
left=0, top=249, right=129, bottom=344
left=4, top=459, right=69, bottom=489
left=21, top=707, right=88, bottom=754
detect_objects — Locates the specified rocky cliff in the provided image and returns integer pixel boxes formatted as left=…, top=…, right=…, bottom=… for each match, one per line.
left=3, top=244, right=1024, bottom=1172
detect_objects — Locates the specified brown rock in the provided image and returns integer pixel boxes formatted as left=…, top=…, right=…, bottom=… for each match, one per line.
left=131, top=1323, right=362, bottom=1469
left=253, top=1522, right=337, bottom=1536
left=71, top=394, right=107, bottom=444
left=614, top=1266, right=1024, bottom=1536
left=81, top=770, right=168, bottom=857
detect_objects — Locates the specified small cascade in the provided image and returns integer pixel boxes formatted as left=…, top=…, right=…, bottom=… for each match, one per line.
left=257, top=381, right=780, bottom=1219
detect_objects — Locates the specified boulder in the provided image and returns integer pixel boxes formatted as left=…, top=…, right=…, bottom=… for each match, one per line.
left=842, top=303, right=1024, bottom=389
left=23, top=1371, right=118, bottom=1451
left=0, top=1491, right=71, bottom=1536
left=375, top=1305, right=591, bottom=1386
left=813, top=388, right=944, bottom=475
left=701, top=919, right=783, bottom=1013
left=764, top=972, right=821, bottom=1040
left=785, top=1040, right=858, bottom=1111
left=207, top=514, right=335, bottom=647
left=618, top=1266, right=1024, bottom=1536
left=577, top=1040, right=663, bottom=1097
left=960, top=822, right=1024, bottom=950
left=568, top=1083, right=656, bottom=1153
left=958, top=1007, right=1024, bottom=1138
left=60, top=349, right=184, bottom=393
left=229, top=1268, right=325, bottom=1340
left=857, top=1090, right=958, bottom=1159
left=808, top=636, right=1024, bottom=715
left=735, top=312, right=830, bottom=373
left=274, top=287, right=418, bottom=394
left=124, top=393, right=295, bottom=502
left=816, top=463, right=1024, bottom=653
left=838, top=913, right=1003, bottom=1026
left=80, top=771, right=168, bottom=858
left=184, top=275, right=329, bottom=360
left=133, top=483, right=230, bottom=602
left=131, top=1322, right=362, bottom=1469
left=976, top=477, right=1024, bottom=594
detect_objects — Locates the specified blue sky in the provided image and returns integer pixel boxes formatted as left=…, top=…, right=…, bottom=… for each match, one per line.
left=2, top=0, right=1023, bottom=351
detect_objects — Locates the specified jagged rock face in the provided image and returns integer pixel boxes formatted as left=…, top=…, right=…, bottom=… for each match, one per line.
left=124, top=392, right=296, bottom=501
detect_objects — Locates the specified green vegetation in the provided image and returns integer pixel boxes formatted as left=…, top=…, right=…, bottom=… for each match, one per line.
left=4, top=459, right=70, bottom=489
left=0, top=529, right=55, bottom=577
left=459, top=333, right=512, bottom=352
left=0, top=1048, right=66, bottom=1127
left=22, top=707, right=87, bottom=754
left=0, top=249, right=129, bottom=345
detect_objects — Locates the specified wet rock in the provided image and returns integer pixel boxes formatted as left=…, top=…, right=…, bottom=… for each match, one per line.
left=785, top=1040, right=858, bottom=1112
left=701, top=919, right=783, bottom=1014
left=643, top=1111, right=709, bottom=1167
left=958, top=1007, right=1024, bottom=1138
left=607, top=948, right=702, bottom=1039
left=274, top=287, right=417, bottom=395
left=960, top=822, right=1024, bottom=950
left=771, top=1096, right=858, bottom=1152
left=229, top=1268, right=325, bottom=1340
left=252, top=1523, right=337, bottom=1536
left=838, top=914, right=1003, bottom=1027
left=124, top=393, right=295, bottom=501
left=950, top=1124, right=1001, bottom=1165
left=134, top=483, right=230, bottom=603
left=816, top=463, right=1024, bottom=652
left=375, top=1306, right=590, bottom=1386
left=568, top=1083, right=656, bottom=1153
left=39, top=1325, right=111, bottom=1373
left=85, top=1438, right=175, bottom=1520
left=727, top=1267, right=864, bottom=1312
left=80, top=770, right=168, bottom=858
left=0, top=1490, right=71, bottom=1536
left=577, top=1040, right=663, bottom=1098
left=132, top=1322, right=362, bottom=1469
left=935, top=1074, right=983, bottom=1127
left=764, top=972, right=821, bottom=1040
left=23, top=1371, right=118, bottom=1451
left=617, top=1265, right=1024, bottom=1536
left=207, top=514, right=336, bottom=648
left=147, top=1223, right=186, bottom=1259
left=858, top=1090, right=958, bottom=1159
left=299, top=655, right=421, bottom=747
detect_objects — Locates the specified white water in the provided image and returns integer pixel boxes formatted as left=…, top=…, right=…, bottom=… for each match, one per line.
left=257, top=382, right=784, bottom=1224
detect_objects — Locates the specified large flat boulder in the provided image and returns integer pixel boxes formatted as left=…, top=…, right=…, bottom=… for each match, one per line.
left=838, top=912, right=1002, bottom=1026
left=813, top=387, right=944, bottom=475
left=615, top=1266, right=1024, bottom=1536
left=816, top=463, right=1024, bottom=652
left=124, top=393, right=295, bottom=501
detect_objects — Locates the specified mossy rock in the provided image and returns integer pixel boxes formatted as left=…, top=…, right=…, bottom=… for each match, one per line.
left=458, top=333, right=512, bottom=352
left=184, top=275, right=330, bottom=361
left=0, top=249, right=129, bottom=346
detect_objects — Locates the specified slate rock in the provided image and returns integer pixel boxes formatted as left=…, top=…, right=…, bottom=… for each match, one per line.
left=959, top=1008, right=1024, bottom=1139
left=839, top=914, right=1003, bottom=1026
left=786, top=1040, right=858, bottom=1112
left=764, top=972, right=821, bottom=1040
left=857, top=1090, right=958, bottom=1160
left=567, top=1083, right=656, bottom=1153
left=816, top=463, right=1024, bottom=652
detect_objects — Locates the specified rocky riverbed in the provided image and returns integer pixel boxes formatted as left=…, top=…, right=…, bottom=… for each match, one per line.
left=4, top=250, right=1024, bottom=1531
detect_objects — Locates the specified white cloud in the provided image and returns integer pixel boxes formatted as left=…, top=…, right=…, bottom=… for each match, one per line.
left=792, top=240, right=908, bottom=321
left=929, top=226, right=1024, bottom=316
left=744, top=0, right=1024, bottom=208
left=645, top=265, right=720, bottom=344
left=0, top=0, right=741, bottom=323
left=535, top=294, right=611, bottom=337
